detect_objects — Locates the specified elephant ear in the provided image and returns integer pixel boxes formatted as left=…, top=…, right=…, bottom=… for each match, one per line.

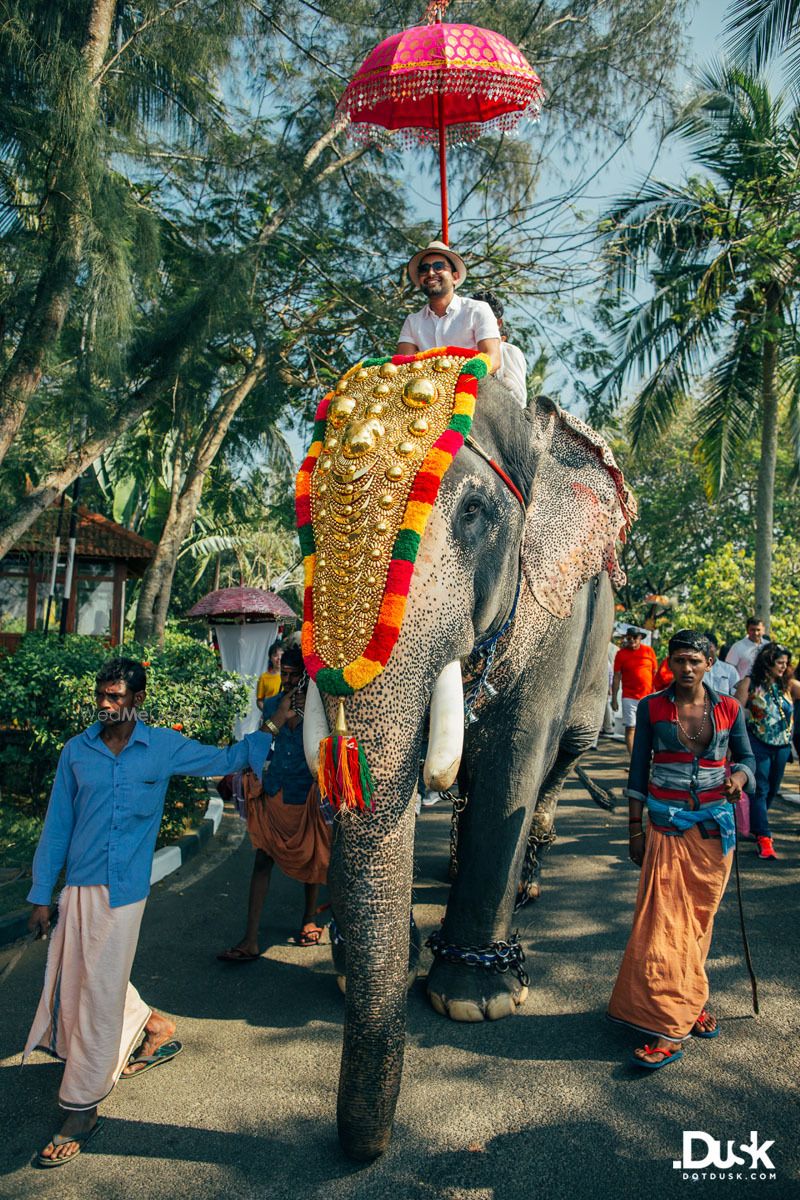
left=522, top=398, right=636, bottom=619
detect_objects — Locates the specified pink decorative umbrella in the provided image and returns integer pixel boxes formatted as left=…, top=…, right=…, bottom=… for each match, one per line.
left=188, top=587, right=297, bottom=736
left=334, top=0, right=544, bottom=243
left=187, top=587, right=296, bottom=621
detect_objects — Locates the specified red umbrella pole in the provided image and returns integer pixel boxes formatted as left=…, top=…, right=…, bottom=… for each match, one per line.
left=437, top=87, right=449, bottom=245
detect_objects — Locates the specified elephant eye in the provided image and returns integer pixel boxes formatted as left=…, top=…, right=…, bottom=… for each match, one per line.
left=457, top=492, right=492, bottom=532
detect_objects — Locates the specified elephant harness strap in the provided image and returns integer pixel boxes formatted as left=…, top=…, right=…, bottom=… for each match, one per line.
left=465, top=434, right=527, bottom=511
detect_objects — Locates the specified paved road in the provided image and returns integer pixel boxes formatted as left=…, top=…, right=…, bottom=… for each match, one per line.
left=1, top=741, right=798, bottom=1199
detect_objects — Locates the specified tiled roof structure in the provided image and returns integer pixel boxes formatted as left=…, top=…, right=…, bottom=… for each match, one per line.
left=11, top=501, right=155, bottom=561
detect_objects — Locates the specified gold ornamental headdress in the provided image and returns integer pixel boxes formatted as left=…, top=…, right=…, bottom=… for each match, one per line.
left=294, top=346, right=486, bottom=810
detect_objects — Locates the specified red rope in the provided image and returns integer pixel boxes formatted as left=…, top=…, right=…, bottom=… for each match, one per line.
left=465, top=435, right=526, bottom=510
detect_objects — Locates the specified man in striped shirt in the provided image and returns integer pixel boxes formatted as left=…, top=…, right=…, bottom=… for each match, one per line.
left=608, top=630, right=755, bottom=1070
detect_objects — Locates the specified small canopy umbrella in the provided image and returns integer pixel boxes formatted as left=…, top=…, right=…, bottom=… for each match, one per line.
left=333, top=0, right=545, bottom=243
left=187, top=587, right=297, bottom=736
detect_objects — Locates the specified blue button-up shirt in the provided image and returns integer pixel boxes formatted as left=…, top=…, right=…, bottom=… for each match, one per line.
left=261, top=695, right=312, bottom=805
left=28, top=721, right=270, bottom=908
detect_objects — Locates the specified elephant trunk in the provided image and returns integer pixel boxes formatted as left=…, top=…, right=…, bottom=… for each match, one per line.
left=331, top=803, right=415, bottom=1160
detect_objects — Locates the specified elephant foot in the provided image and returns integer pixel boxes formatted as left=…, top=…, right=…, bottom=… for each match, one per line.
left=426, top=960, right=529, bottom=1022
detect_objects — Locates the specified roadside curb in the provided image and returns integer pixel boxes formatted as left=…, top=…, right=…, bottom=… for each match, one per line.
left=150, top=790, right=225, bottom=885
left=0, top=787, right=226, bottom=950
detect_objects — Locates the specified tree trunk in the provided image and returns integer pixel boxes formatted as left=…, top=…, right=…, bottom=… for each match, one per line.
left=0, top=224, right=84, bottom=463
left=754, top=293, right=781, bottom=629
left=0, top=0, right=116, bottom=467
left=82, top=0, right=117, bottom=79
left=134, top=353, right=267, bottom=643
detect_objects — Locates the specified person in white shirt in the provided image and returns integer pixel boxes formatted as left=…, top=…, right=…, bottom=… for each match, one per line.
left=397, top=241, right=501, bottom=373
left=725, top=617, right=769, bottom=680
left=705, top=630, right=740, bottom=696
left=470, top=289, right=528, bottom=406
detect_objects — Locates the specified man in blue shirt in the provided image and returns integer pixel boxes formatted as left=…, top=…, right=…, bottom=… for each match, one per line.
left=24, top=657, right=284, bottom=1167
left=217, top=645, right=331, bottom=962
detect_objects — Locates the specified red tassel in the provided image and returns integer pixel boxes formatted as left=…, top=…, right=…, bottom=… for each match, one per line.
left=317, top=701, right=376, bottom=812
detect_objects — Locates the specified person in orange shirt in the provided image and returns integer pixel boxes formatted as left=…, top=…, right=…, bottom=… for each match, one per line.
left=612, top=628, right=658, bottom=756
left=653, top=655, right=674, bottom=691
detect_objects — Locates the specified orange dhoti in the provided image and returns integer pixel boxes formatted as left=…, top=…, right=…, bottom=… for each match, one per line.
left=608, top=824, right=732, bottom=1042
left=244, top=774, right=331, bottom=885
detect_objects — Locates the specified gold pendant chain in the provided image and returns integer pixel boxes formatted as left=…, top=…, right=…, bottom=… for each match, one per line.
left=674, top=696, right=709, bottom=744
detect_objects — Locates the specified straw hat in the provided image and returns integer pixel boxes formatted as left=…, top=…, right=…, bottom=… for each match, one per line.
left=407, top=240, right=467, bottom=288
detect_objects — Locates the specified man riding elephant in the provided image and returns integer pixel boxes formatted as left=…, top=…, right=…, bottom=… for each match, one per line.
left=397, top=241, right=501, bottom=373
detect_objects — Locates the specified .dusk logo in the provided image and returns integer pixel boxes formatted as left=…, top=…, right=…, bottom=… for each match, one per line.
left=673, top=1131, right=777, bottom=1180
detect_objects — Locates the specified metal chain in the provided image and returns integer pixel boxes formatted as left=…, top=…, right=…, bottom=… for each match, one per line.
left=514, top=825, right=557, bottom=911
left=426, top=927, right=530, bottom=987
left=448, top=790, right=467, bottom=881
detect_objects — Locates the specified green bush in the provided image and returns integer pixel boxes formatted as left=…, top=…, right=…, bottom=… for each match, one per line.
left=0, top=630, right=249, bottom=852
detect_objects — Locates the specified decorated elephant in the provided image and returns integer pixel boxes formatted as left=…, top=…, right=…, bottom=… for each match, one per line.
left=295, top=348, right=634, bottom=1160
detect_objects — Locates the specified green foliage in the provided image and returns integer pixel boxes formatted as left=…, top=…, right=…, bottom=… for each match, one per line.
left=671, top=540, right=800, bottom=649
left=0, top=631, right=248, bottom=851
left=613, top=428, right=799, bottom=610
left=594, top=64, right=800, bottom=483
left=593, top=63, right=800, bottom=623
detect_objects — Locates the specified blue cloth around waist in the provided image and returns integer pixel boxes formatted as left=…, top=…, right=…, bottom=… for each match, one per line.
left=646, top=796, right=736, bottom=856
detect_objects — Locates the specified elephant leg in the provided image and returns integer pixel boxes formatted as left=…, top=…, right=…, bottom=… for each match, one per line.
left=517, top=726, right=599, bottom=907
left=426, top=717, right=549, bottom=1023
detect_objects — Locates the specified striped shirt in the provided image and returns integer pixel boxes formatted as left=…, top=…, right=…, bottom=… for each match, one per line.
left=627, top=684, right=756, bottom=810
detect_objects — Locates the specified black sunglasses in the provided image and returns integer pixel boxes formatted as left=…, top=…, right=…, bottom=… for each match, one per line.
left=418, top=259, right=450, bottom=274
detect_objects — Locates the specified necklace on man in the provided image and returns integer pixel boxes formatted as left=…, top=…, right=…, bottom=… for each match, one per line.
left=675, top=695, right=709, bottom=744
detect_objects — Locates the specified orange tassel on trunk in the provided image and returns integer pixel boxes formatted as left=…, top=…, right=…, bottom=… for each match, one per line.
left=317, top=701, right=376, bottom=812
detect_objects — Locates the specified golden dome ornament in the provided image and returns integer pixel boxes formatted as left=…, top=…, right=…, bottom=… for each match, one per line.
left=403, top=376, right=438, bottom=408
left=342, top=417, right=386, bottom=458
left=328, top=396, right=356, bottom=427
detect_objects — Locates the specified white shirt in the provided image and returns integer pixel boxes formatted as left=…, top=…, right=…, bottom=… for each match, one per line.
left=708, top=657, right=739, bottom=696
left=398, top=293, right=500, bottom=354
left=496, top=341, right=527, bottom=406
left=725, top=636, right=769, bottom=680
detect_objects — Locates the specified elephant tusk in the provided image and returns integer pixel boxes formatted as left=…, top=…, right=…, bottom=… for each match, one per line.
left=303, top=678, right=330, bottom=776
left=423, top=660, right=464, bottom=791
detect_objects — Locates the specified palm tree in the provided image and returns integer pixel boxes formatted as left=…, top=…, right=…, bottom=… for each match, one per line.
left=593, top=63, right=800, bottom=627
left=725, top=0, right=800, bottom=81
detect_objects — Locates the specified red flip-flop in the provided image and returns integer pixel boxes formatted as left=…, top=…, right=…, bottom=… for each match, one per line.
left=631, top=1044, right=683, bottom=1070
left=691, top=1009, right=720, bottom=1038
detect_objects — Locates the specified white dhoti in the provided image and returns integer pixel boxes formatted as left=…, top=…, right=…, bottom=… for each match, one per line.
left=23, top=885, right=150, bottom=1110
